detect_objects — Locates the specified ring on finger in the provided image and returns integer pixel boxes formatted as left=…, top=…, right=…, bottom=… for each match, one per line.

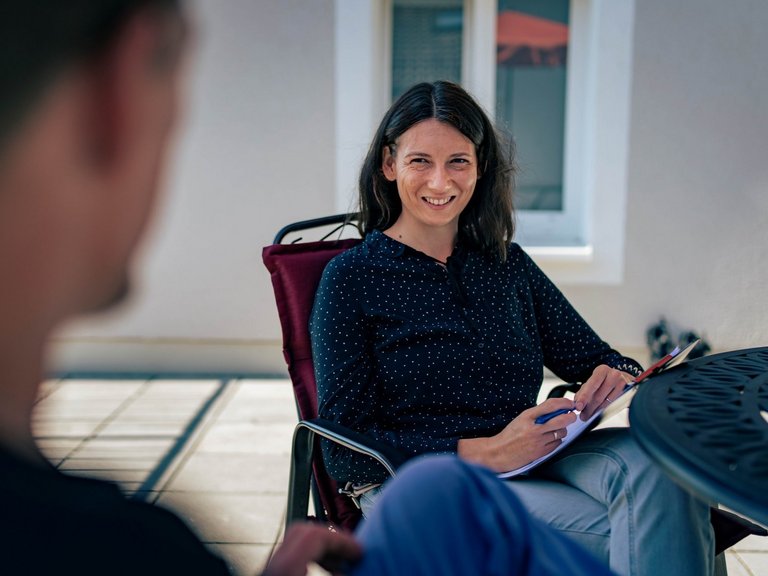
left=553, top=431, right=559, bottom=440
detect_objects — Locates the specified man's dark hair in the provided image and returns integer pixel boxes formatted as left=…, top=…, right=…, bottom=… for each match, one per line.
left=0, top=0, right=179, bottom=146
left=358, top=80, right=517, bottom=261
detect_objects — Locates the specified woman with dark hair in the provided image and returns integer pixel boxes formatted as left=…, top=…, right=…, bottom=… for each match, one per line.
left=311, top=80, right=713, bottom=575
left=357, top=80, right=515, bottom=260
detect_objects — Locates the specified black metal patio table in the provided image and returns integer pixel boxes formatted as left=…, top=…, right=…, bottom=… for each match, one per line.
left=629, top=346, right=768, bottom=526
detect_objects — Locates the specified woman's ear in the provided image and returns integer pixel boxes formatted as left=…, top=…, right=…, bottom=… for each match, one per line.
left=381, top=146, right=397, bottom=181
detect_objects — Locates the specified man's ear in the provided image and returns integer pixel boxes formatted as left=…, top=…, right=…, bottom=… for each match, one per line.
left=381, top=146, right=397, bottom=181
left=85, top=6, right=183, bottom=173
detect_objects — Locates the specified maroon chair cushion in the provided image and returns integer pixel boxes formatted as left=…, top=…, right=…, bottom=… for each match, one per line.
left=262, top=238, right=362, bottom=529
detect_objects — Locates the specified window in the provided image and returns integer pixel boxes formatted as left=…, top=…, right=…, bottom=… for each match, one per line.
left=335, top=0, right=635, bottom=283
left=391, top=0, right=464, bottom=101
left=496, top=1, right=569, bottom=214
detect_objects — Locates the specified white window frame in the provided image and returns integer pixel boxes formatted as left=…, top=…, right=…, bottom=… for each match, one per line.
left=335, top=0, right=635, bottom=284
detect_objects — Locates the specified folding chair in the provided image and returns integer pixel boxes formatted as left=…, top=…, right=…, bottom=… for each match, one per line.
left=262, top=214, right=765, bottom=567
left=262, top=214, right=407, bottom=532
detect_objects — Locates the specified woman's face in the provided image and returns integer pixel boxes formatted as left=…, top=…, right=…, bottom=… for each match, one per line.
left=382, top=118, right=477, bottom=234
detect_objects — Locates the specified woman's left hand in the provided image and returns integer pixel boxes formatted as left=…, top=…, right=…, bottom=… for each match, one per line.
left=573, top=365, right=635, bottom=420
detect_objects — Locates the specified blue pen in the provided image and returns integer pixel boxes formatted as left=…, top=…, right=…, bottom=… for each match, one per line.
left=534, top=407, right=575, bottom=424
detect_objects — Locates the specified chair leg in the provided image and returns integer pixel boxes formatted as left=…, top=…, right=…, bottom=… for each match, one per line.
left=286, top=425, right=315, bottom=534
left=310, top=475, right=327, bottom=522
left=714, top=552, right=728, bottom=576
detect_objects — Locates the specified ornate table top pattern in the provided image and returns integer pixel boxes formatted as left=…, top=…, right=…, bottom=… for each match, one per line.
left=629, top=347, right=768, bottom=526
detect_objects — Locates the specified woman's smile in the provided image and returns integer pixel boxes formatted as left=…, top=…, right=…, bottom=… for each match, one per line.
left=423, top=195, right=456, bottom=207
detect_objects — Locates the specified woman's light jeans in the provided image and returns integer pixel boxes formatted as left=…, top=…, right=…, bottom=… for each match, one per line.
left=361, top=428, right=714, bottom=576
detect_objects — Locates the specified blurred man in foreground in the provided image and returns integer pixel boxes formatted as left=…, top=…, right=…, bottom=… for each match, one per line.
left=0, top=2, right=614, bottom=575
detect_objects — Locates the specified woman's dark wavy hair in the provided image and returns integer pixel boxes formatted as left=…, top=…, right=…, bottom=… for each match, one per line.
left=358, top=80, right=516, bottom=261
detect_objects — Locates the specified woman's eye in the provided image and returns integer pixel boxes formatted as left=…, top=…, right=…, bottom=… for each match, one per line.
left=450, top=159, right=472, bottom=169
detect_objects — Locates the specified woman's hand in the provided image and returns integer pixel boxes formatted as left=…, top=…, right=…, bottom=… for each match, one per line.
left=457, top=397, right=577, bottom=473
left=573, top=365, right=635, bottom=420
left=263, top=522, right=362, bottom=576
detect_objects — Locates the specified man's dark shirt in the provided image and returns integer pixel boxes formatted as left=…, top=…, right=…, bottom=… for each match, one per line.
left=0, top=445, right=231, bottom=575
left=310, top=230, right=642, bottom=482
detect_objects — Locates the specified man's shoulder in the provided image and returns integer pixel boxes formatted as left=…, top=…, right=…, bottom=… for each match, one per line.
left=0, top=448, right=230, bottom=574
left=0, top=447, right=122, bottom=511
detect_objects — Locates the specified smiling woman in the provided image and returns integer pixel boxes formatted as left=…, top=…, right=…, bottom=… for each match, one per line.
left=311, top=81, right=716, bottom=576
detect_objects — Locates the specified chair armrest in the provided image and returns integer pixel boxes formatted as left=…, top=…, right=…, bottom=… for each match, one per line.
left=302, top=418, right=408, bottom=475
left=287, top=418, right=407, bottom=528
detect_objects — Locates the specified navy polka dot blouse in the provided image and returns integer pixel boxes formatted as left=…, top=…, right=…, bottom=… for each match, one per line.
left=310, top=230, right=642, bottom=483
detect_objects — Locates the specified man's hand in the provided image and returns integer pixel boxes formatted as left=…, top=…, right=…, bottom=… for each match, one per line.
left=263, top=522, right=363, bottom=576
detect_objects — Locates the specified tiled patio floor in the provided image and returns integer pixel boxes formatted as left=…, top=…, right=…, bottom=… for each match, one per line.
left=33, top=378, right=768, bottom=575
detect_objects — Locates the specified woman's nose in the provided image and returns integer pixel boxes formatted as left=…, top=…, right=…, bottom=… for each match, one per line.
left=428, top=166, right=451, bottom=191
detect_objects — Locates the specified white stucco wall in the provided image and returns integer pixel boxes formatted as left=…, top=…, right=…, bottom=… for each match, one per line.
left=50, top=0, right=768, bottom=375
left=51, top=0, right=336, bottom=375
left=561, top=0, right=768, bottom=357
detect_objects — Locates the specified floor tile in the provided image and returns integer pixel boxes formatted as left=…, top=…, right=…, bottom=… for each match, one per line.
left=33, top=399, right=129, bottom=420
left=41, top=380, right=144, bottom=400
left=98, top=419, right=191, bottom=436
left=117, top=400, right=211, bottom=420
left=36, top=437, right=84, bottom=447
left=725, top=552, right=752, bottom=576
left=215, top=381, right=296, bottom=423
left=156, top=492, right=285, bottom=544
left=138, top=380, right=223, bottom=398
left=64, top=469, right=149, bottom=483
left=195, top=422, right=294, bottom=455
left=59, top=458, right=159, bottom=471
left=733, top=533, right=768, bottom=552
left=71, top=437, right=175, bottom=460
left=36, top=438, right=82, bottom=460
left=126, top=386, right=215, bottom=401
left=207, top=543, right=273, bottom=576
left=32, top=419, right=103, bottom=438
left=738, top=552, right=768, bottom=574
left=166, top=453, right=289, bottom=493
left=33, top=381, right=143, bottom=425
